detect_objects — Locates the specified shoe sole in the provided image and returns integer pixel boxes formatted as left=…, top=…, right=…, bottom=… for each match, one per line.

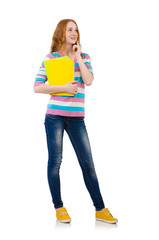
left=57, top=218, right=71, bottom=223
left=96, top=218, right=118, bottom=224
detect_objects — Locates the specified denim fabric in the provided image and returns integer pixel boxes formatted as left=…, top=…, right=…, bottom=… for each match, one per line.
left=44, top=114, right=105, bottom=211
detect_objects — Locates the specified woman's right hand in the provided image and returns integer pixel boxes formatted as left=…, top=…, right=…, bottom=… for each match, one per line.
left=65, top=81, right=78, bottom=95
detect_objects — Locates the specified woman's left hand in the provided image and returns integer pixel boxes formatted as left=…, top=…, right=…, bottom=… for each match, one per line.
left=72, top=41, right=82, bottom=59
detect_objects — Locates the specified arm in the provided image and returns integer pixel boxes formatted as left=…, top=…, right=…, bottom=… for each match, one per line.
left=34, top=81, right=78, bottom=95
left=76, top=55, right=94, bottom=86
left=72, top=42, right=94, bottom=86
left=34, top=83, right=67, bottom=94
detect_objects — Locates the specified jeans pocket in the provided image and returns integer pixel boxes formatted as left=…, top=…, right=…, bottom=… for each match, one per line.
left=44, top=114, right=61, bottom=123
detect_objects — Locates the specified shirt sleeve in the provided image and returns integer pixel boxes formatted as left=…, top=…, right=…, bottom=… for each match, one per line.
left=34, top=55, right=49, bottom=87
left=83, top=53, right=94, bottom=77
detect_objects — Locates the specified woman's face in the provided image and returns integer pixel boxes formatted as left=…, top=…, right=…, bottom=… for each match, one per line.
left=65, top=21, right=78, bottom=45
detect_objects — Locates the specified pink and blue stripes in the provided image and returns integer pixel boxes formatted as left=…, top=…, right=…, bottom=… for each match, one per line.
left=34, top=51, right=93, bottom=117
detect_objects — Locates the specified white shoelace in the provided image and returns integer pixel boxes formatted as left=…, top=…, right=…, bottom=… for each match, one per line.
left=104, top=211, right=113, bottom=217
left=60, top=211, right=68, bottom=216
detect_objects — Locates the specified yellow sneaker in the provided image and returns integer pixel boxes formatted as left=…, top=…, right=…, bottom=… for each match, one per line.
left=56, top=207, right=71, bottom=223
left=96, top=208, right=118, bottom=224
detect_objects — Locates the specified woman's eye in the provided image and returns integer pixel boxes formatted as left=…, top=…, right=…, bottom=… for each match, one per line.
left=68, top=29, right=78, bottom=32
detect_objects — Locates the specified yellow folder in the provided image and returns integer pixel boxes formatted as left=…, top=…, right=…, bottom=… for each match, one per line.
left=44, top=56, right=74, bottom=96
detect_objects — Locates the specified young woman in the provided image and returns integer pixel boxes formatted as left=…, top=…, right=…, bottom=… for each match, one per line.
left=34, top=19, right=118, bottom=224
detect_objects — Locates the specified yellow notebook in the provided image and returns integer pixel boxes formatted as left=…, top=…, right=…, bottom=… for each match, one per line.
left=44, top=56, right=74, bottom=96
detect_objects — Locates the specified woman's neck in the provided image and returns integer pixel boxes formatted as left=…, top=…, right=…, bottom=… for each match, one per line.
left=60, top=44, right=74, bottom=56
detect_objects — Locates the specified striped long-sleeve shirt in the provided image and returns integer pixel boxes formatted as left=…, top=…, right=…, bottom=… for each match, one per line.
left=34, top=50, right=94, bottom=117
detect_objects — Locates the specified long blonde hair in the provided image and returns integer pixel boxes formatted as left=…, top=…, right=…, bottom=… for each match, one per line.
left=50, top=19, right=82, bottom=53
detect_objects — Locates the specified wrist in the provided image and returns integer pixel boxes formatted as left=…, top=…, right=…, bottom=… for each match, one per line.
left=63, top=84, right=68, bottom=92
left=76, top=54, right=82, bottom=61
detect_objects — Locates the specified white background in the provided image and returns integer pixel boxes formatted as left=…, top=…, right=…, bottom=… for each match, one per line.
left=0, top=0, right=159, bottom=239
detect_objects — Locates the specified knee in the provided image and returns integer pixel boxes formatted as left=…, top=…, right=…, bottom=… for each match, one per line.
left=83, top=161, right=96, bottom=175
left=53, top=160, right=62, bottom=174
left=48, top=153, right=62, bottom=174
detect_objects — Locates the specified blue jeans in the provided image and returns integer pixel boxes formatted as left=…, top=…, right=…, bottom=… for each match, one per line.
left=44, top=114, right=105, bottom=211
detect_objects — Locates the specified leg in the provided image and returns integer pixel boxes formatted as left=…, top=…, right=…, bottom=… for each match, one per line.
left=44, top=114, right=65, bottom=209
left=65, top=117, right=105, bottom=211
